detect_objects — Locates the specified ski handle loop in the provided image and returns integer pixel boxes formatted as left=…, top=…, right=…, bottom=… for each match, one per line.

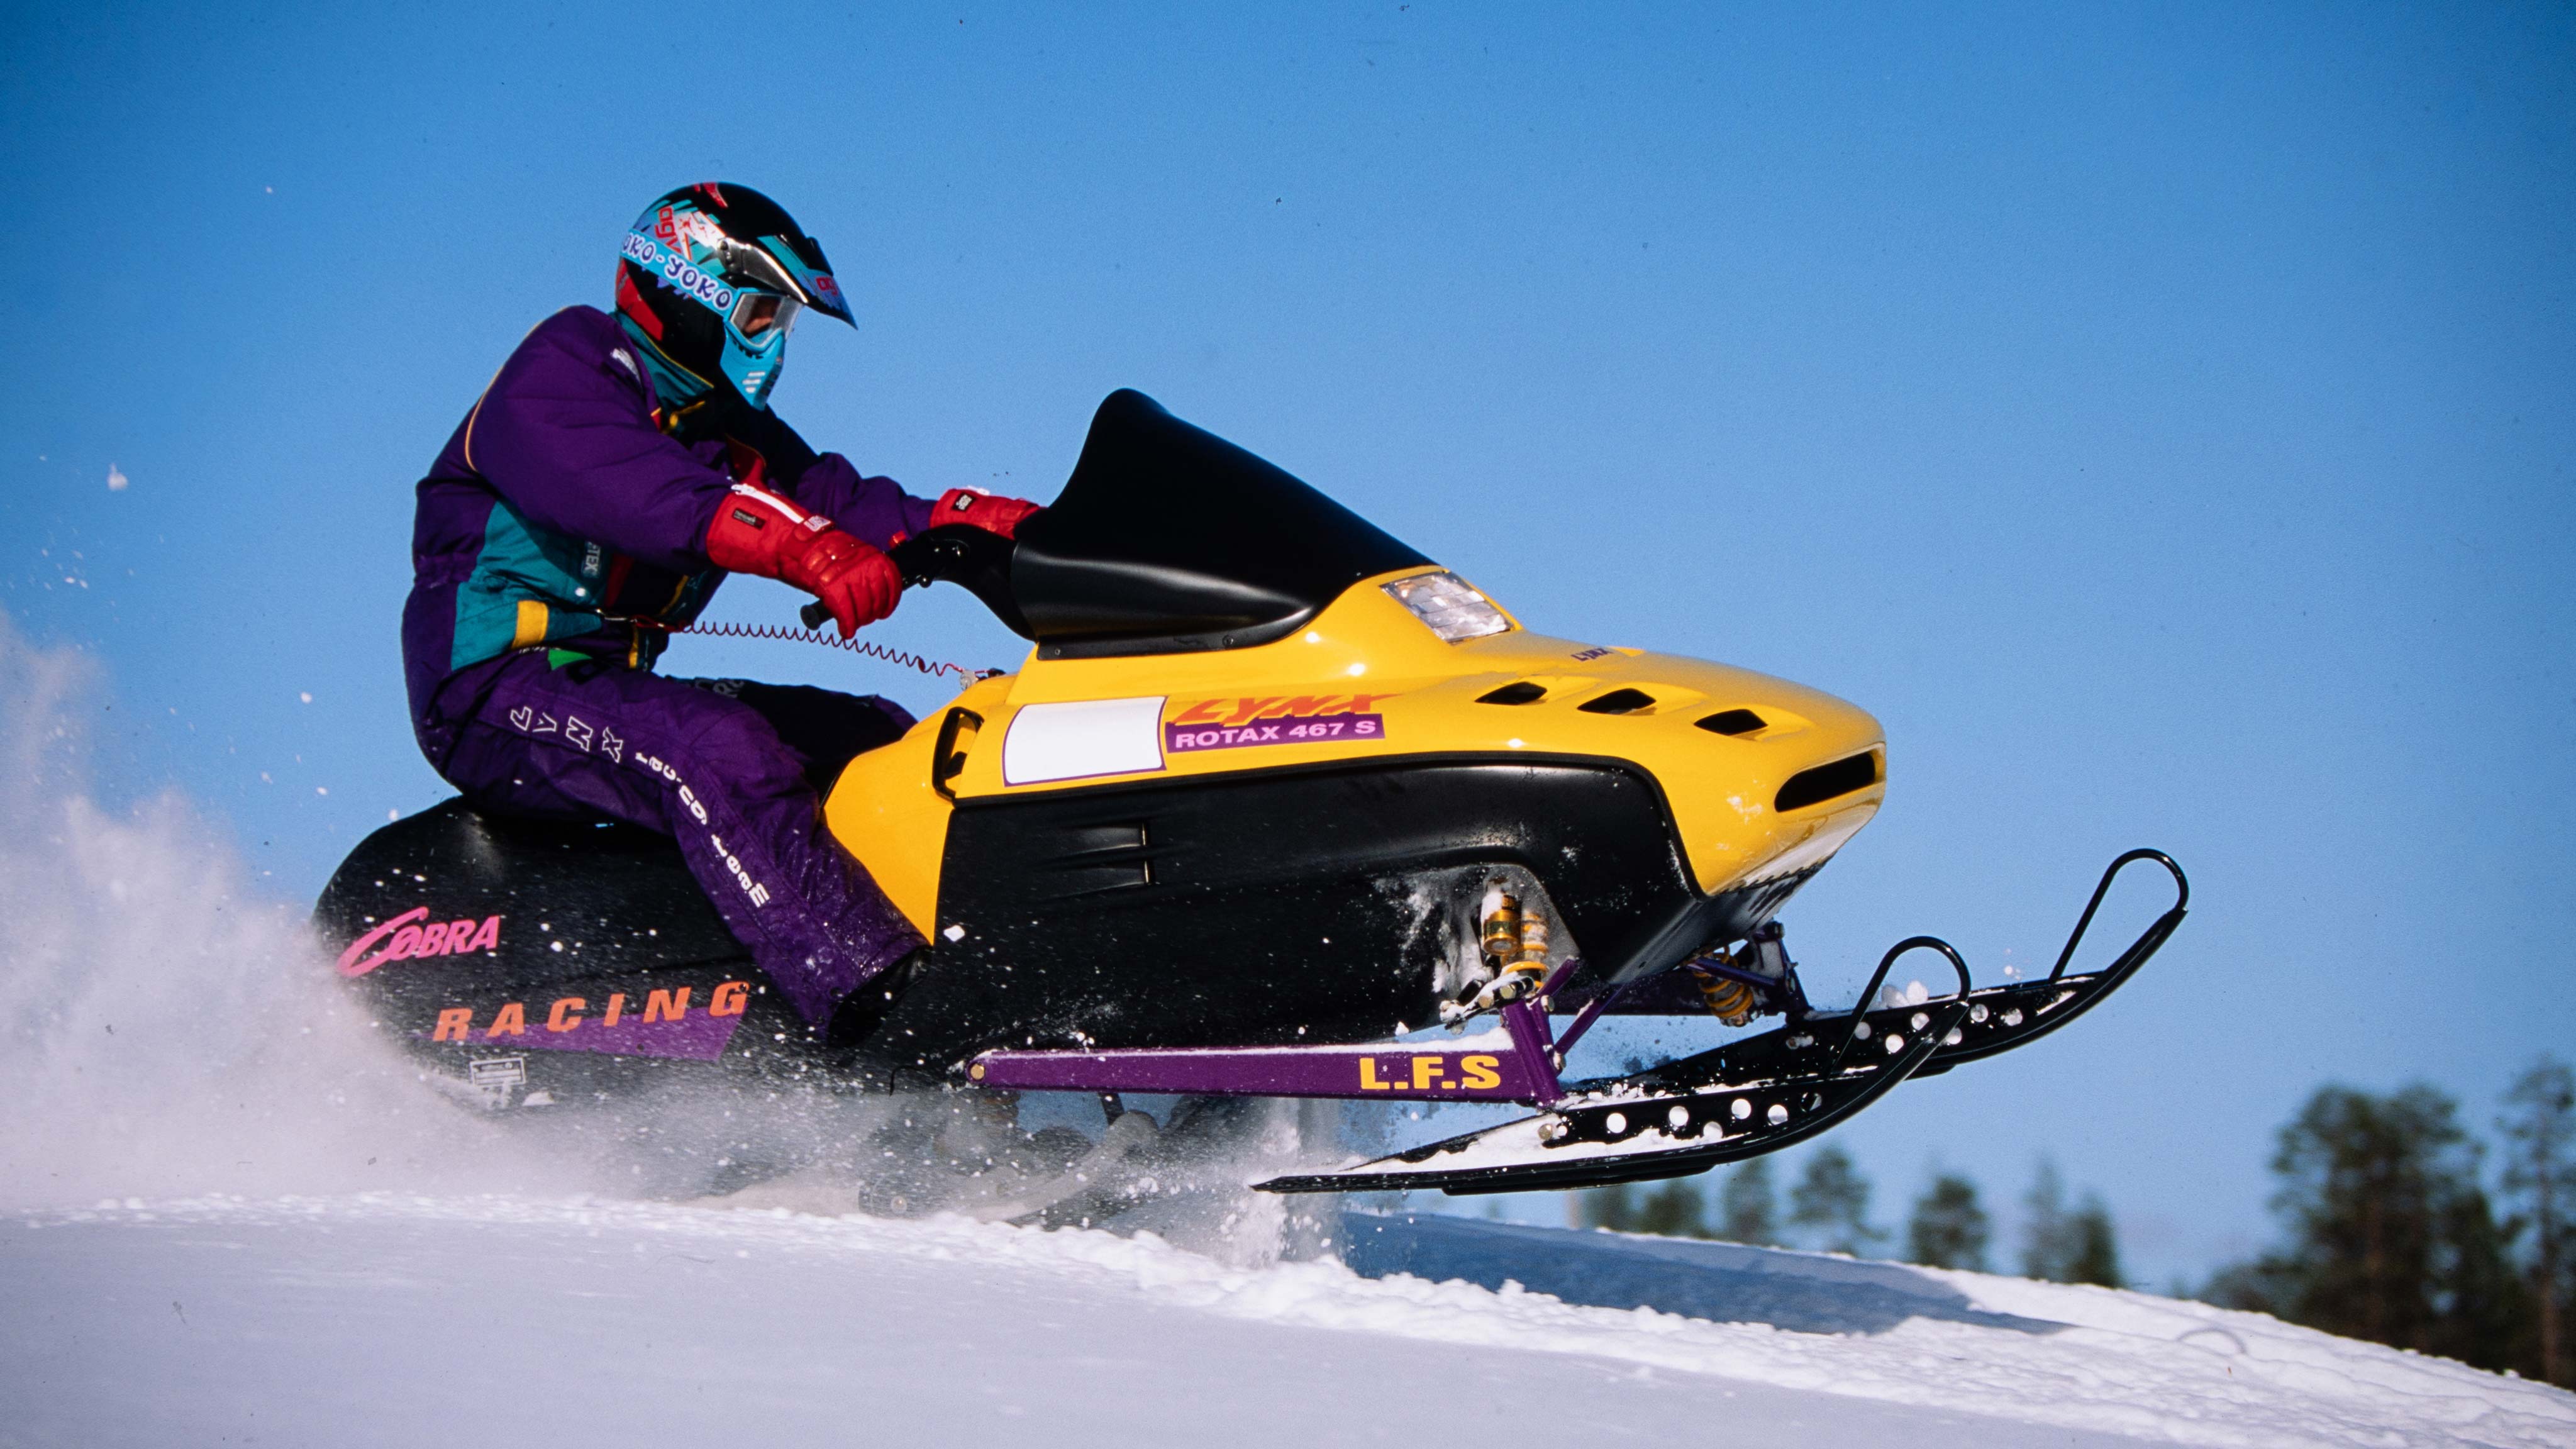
left=1826, top=935, right=1971, bottom=1079
left=2046, top=848, right=2189, bottom=984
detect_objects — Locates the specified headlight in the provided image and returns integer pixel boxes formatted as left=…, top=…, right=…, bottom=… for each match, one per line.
left=1383, top=572, right=1513, bottom=643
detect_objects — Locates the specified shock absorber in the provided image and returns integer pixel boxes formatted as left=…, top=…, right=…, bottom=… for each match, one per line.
left=1681, top=923, right=1799, bottom=1028
left=1690, top=936, right=1780, bottom=1027
left=1480, top=889, right=1520, bottom=965
left=1509, top=906, right=1550, bottom=996
left=1477, top=889, right=1550, bottom=1003
left=1698, top=967, right=1761, bottom=1026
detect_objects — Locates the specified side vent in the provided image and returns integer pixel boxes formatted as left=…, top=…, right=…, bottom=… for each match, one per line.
left=1476, top=681, right=1548, bottom=706
left=1774, top=753, right=1880, bottom=813
left=1577, top=688, right=1657, bottom=716
left=1043, top=822, right=1155, bottom=898
left=1695, top=708, right=1766, bottom=736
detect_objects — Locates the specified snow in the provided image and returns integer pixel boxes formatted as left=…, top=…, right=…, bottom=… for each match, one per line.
left=6, top=1196, right=2568, bottom=1449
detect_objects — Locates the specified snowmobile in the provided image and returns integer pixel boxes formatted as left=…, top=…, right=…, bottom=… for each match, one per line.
left=316, top=389, right=2187, bottom=1197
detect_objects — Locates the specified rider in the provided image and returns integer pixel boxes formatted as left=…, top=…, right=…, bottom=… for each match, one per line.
left=401, top=182, right=1038, bottom=1041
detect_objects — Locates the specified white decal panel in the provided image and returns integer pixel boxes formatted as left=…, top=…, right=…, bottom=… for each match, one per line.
left=1000, top=697, right=1168, bottom=786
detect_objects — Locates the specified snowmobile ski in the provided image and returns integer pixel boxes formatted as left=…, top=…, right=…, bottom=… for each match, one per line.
left=1255, top=852, right=2187, bottom=1195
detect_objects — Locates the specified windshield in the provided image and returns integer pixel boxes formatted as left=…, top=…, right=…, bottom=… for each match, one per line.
left=1009, top=391, right=1433, bottom=658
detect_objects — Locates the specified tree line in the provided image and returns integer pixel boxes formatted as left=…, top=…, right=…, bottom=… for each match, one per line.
left=1575, top=1145, right=2126, bottom=1285
left=1569, top=1054, right=2573, bottom=1387
left=2201, top=1055, right=2571, bottom=1384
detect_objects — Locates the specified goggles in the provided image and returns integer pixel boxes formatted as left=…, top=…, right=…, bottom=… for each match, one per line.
left=730, top=290, right=801, bottom=341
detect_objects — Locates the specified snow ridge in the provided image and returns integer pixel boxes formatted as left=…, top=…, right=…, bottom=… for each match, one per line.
left=16, top=1194, right=2568, bottom=1448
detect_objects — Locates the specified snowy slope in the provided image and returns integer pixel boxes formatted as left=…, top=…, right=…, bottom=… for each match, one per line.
left=6, top=1196, right=2568, bottom=1449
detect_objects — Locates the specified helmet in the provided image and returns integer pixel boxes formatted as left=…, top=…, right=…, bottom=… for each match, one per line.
left=613, top=182, right=853, bottom=410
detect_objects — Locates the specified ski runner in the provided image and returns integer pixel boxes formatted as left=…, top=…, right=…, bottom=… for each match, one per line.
left=401, top=182, right=1038, bottom=1043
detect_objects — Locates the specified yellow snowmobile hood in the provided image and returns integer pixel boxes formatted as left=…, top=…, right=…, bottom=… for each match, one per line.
left=828, top=566, right=1885, bottom=938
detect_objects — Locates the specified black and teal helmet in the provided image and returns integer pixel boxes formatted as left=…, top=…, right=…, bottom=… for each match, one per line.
left=613, top=182, right=853, bottom=410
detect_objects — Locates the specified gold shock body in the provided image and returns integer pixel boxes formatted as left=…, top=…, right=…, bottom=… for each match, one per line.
left=825, top=566, right=1887, bottom=939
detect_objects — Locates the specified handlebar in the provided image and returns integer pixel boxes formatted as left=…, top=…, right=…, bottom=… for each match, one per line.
left=796, top=525, right=1030, bottom=638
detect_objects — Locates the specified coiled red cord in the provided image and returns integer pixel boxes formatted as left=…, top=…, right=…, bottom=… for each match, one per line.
left=665, top=619, right=989, bottom=684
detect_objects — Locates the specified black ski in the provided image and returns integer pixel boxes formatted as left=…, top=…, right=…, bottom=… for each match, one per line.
left=1258, top=852, right=2185, bottom=1197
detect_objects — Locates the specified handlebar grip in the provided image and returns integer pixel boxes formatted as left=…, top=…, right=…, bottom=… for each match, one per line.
left=800, top=601, right=833, bottom=631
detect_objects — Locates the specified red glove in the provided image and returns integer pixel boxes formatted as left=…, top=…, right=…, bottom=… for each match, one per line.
left=704, top=484, right=901, bottom=638
left=933, top=487, right=1041, bottom=539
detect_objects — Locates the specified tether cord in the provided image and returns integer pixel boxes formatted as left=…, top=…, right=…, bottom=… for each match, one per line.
left=656, top=618, right=988, bottom=684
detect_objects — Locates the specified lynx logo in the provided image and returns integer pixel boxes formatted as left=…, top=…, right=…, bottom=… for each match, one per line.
left=1164, top=694, right=1395, bottom=755
left=1169, top=694, right=1397, bottom=728
left=337, top=906, right=505, bottom=977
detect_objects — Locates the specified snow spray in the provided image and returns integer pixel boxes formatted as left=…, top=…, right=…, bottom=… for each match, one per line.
left=0, top=612, right=575, bottom=1207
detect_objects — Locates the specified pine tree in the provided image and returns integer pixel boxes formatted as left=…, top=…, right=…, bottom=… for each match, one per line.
left=1577, top=1182, right=1638, bottom=1232
left=2021, top=1157, right=2074, bottom=1280
left=1718, top=1160, right=1780, bottom=1245
left=1789, top=1146, right=1882, bottom=1256
left=2205, top=1082, right=2529, bottom=1369
left=2016, top=1158, right=2124, bottom=1285
left=1631, top=1179, right=1711, bottom=1238
left=2063, top=1192, right=2124, bottom=1288
left=1907, top=1172, right=1991, bottom=1270
left=1576, top=1179, right=1710, bottom=1238
left=2431, top=1170, right=2526, bottom=1372
left=2501, top=1056, right=2575, bottom=1386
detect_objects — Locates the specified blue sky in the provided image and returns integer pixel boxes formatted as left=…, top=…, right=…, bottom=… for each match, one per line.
left=4, top=3, right=2570, bottom=1281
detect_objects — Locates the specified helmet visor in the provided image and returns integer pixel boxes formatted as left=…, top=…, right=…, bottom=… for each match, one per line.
left=730, top=291, right=802, bottom=340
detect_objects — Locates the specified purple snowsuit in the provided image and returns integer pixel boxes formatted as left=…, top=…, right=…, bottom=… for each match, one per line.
left=402, top=306, right=933, bottom=1024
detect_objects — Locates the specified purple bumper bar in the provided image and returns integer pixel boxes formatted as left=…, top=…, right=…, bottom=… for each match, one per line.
left=966, top=965, right=1600, bottom=1106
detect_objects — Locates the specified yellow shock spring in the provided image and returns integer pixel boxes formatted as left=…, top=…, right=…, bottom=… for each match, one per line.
left=1699, top=970, right=1760, bottom=1027
left=1515, top=911, right=1550, bottom=973
left=1481, top=893, right=1521, bottom=963
left=1479, top=892, right=1550, bottom=1001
